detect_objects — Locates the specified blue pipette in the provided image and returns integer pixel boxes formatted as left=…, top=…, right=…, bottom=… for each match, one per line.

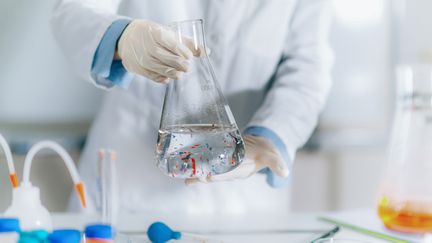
left=147, top=222, right=227, bottom=243
left=147, top=222, right=181, bottom=243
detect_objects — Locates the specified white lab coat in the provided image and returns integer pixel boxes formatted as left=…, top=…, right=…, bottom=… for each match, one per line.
left=51, top=0, right=332, bottom=215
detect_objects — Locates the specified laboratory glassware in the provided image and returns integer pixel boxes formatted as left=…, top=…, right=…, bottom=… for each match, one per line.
left=155, top=19, right=245, bottom=179
left=97, top=149, right=119, bottom=225
left=377, top=65, right=432, bottom=233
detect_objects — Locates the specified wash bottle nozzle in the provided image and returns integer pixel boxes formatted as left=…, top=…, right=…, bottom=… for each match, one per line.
left=0, top=134, right=19, bottom=188
left=22, top=140, right=87, bottom=208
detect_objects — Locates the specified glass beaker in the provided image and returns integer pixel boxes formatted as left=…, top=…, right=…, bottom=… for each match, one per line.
left=377, top=64, right=432, bottom=233
left=155, top=19, right=245, bottom=179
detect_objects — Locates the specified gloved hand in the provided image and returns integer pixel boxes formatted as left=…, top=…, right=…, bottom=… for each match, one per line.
left=185, top=135, right=290, bottom=185
left=117, top=20, right=202, bottom=83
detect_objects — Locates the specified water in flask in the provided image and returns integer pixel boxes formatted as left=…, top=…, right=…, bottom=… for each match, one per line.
left=156, top=125, right=244, bottom=178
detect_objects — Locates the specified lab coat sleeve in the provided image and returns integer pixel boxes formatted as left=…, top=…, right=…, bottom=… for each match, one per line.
left=50, top=0, right=130, bottom=89
left=245, top=0, right=333, bottom=187
left=91, top=19, right=134, bottom=88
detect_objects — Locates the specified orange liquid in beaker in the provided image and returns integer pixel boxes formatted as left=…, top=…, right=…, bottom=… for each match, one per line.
left=378, top=196, right=432, bottom=233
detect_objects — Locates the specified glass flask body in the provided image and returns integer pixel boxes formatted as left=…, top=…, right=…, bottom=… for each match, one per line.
left=155, top=19, right=245, bottom=179
left=377, top=65, right=432, bottom=233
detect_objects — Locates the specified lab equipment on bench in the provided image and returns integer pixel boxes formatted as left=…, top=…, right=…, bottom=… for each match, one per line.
left=4, top=140, right=87, bottom=231
left=18, top=230, right=50, bottom=243
left=0, top=218, right=20, bottom=243
left=84, top=224, right=115, bottom=243
left=377, top=65, right=432, bottom=233
left=47, top=229, right=81, bottom=243
left=97, top=149, right=119, bottom=225
left=155, top=19, right=245, bottom=179
left=0, top=134, right=19, bottom=188
left=311, top=226, right=340, bottom=243
left=147, top=222, right=227, bottom=243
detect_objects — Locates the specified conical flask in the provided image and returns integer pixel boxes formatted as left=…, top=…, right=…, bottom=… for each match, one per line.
left=155, top=19, right=245, bottom=179
left=377, top=65, right=432, bottom=233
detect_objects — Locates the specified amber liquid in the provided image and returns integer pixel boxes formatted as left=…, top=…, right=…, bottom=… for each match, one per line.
left=378, top=196, right=432, bottom=233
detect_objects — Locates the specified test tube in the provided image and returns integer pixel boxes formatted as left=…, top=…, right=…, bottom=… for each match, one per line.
left=98, top=149, right=118, bottom=225
left=97, top=149, right=107, bottom=222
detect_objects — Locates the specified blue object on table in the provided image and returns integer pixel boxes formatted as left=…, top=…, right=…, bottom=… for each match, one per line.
left=147, top=222, right=181, bottom=243
left=19, top=230, right=49, bottom=243
left=0, top=218, right=20, bottom=232
left=85, top=224, right=115, bottom=239
left=48, top=229, right=81, bottom=243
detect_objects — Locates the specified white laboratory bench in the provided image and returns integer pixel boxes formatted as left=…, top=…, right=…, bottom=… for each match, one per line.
left=52, top=211, right=389, bottom=242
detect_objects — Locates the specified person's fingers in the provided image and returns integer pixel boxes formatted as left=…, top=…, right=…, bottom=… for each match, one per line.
left=182, top=36, right=205, bottom=57
left=243, top=135, right=261, bottom=151
left=123, top=59, right=170, bottom=83
left=184, top=175, right=229, bottom=185
left=151, top=46, right=190, bottom=72
left=154, top=75, right=169, bottom=84
left=206, top=162, right=256, bottom=182
left=243, top=135, right=289, bottom=178
left=262, top=153, right=289, bottom=178
left=185, top=171, right=238, bottom=185
left=186, top=159, right=257, bottom=186
left=206, top=173, right=237, bottom=182
left=185, top=177, right=210, bottom=185
left=155, top=27, right=193, bottom=60
left=131, top=44, right=183, bottom=80
left=142, top=58, right=183, bottom=80
left=185, top=178, right=199, bottom=185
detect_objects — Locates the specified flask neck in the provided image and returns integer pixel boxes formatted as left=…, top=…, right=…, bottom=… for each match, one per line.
left=160, top=19, right=235, bottom=130
left=169, top=19, right=207, bottom=57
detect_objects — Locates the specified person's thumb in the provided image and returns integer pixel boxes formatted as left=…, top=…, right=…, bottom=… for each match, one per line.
left=264, top=154, right=289, bottom=178
left=182, top=36, right=208, bottom=57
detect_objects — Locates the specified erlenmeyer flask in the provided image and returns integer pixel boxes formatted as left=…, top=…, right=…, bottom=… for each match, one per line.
left=377, top=65, right=432, bottom=233
left=155, top=19, right=245, bottom=179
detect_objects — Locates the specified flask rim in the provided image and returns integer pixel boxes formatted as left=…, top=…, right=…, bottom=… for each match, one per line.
left=169, top=19, right=203, bottom=27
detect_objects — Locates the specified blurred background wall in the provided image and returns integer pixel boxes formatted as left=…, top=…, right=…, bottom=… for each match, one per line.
left=0, top=0, right=102, bottom=211
left=0, top=0, right=431, bottom=212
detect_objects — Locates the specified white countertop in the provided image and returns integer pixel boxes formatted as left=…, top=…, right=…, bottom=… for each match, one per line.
left=52, top=210, right=390, bottom=242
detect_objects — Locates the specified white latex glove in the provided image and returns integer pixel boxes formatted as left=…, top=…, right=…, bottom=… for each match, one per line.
left=185, top=135, right=290, bottom=185
left=117, top=20, right=202, bottom=83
